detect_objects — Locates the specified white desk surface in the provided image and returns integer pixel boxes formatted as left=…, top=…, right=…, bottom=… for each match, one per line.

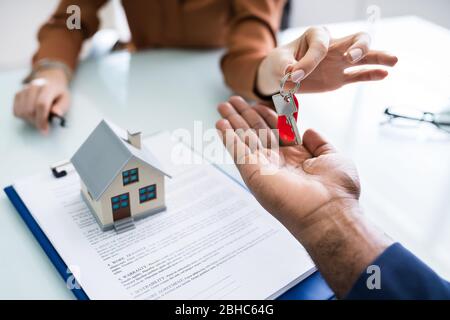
left=1, top=16, right=449, bottom=299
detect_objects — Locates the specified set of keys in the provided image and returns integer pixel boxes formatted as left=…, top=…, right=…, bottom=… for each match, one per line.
left=272, top=73, right=302, bottom=145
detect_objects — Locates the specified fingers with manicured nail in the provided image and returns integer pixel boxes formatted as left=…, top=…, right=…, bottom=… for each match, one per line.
left=345, top=32, right=371, bottom=63
left=291, top=69, right=305, bottom=82
left=348, top=48, right=363, bottom=62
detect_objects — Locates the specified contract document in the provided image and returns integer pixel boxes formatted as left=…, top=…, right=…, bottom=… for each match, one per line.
left=12, top=132, right=314, bottom=299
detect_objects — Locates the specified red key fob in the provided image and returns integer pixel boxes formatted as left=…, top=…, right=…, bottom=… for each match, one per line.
left=277, top=95, right=299, bottom=144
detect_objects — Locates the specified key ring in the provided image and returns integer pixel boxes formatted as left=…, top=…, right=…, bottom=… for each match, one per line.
left=280, top=72, right=301, bottom=100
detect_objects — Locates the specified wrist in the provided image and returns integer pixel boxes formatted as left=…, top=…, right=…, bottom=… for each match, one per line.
left=296, top=198, right=361, bottom=243
left=24, top=59, right=72, bottom=85
left=34, top=68, right=69, bottom=86
left=295, top=198, right=393, bottom=297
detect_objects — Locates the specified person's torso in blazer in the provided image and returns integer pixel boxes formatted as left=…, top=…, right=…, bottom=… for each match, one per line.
left=122, top=0, right=231, bottom=49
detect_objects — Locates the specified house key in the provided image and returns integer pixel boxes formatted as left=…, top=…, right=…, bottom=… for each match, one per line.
left=272, top=73, right=302, bottom=145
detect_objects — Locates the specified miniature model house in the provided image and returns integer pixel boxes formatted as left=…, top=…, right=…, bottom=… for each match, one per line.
left=71, top=120, right=171, bottom=233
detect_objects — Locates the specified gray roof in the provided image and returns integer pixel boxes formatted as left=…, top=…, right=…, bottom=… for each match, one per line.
left=71, top=120, right=170, bottom=201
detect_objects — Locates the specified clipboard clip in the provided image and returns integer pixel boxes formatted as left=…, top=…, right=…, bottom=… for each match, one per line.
left=50, top=160, right=73, bottom=178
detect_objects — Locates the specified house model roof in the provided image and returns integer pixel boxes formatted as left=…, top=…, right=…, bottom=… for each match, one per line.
left=71, top=120, right=171, bottom=201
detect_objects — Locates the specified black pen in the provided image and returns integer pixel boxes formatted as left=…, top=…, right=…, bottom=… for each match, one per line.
left=48, top=111, right=66, bottom=127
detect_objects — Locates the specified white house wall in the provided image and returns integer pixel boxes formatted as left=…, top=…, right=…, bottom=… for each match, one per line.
left=98, top=157, right=166, bottom=226
left=80, top=180, right=106, bottom=226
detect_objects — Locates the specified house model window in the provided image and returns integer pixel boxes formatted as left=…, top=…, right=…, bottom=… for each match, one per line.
left=123, top=168, right=139, bottom=185
left=139, top=184, right=157, bottom=203
left=71, top=120, right=171, bottom=233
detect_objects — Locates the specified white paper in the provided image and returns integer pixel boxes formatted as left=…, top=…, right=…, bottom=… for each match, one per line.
left=13, top=132, right=314, bottom=300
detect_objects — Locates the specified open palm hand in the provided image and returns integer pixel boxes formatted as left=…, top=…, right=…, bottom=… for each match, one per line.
left=216, top=96, right=360, bottom=229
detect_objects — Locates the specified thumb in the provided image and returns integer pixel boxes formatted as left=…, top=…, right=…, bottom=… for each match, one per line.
left=302, top=129, right=336, bottom=157
left=287, top=27, right=330, bottom=83
left=276, top=51, right=297, bottom=79
left=50, top=92, right=70, bottom=116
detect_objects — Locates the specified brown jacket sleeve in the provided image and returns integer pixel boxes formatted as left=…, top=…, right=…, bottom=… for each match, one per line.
left=32, top=0, right=107, bottom=71
left=221, top=0, right=285, bottom=101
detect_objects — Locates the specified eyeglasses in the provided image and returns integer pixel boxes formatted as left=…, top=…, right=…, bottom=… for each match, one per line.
left=382, top=107, right=450, bottom=134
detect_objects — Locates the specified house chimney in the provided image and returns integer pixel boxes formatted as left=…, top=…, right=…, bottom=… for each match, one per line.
left=127, top=130, right=142, bottom=149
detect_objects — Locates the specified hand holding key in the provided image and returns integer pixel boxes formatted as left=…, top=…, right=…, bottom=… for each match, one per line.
left=256, top=27, right=398, bottom=97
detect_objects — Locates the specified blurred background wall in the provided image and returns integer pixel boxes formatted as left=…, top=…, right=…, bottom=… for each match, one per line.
left=290, top=0, right=450, bottom=28
left=0, top=0, right=449, bottom=71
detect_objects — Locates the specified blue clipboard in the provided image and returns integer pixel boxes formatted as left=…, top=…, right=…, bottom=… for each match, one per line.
left=4, top=185, right=334, bottom=300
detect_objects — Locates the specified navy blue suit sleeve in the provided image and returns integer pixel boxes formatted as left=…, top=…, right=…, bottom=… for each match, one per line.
left=346, top=243, right=450, bottom=299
